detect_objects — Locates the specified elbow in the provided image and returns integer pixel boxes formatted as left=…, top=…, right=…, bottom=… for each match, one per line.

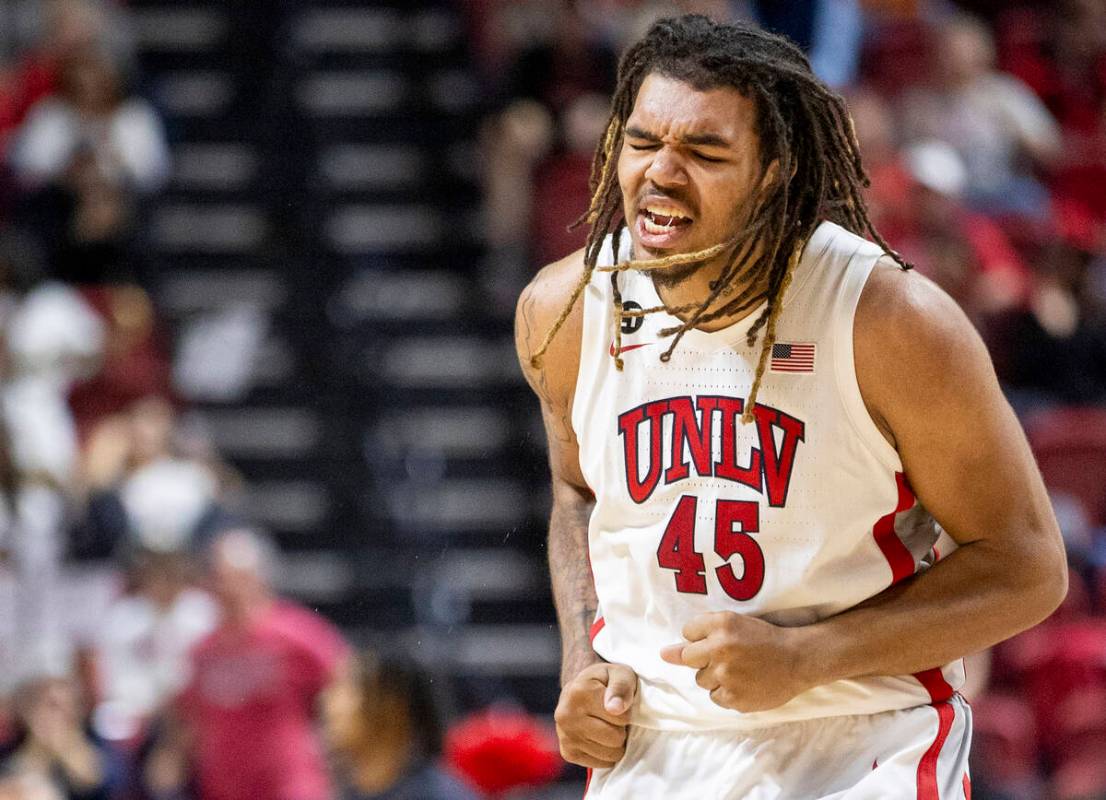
left=1024, top=534, right=1070, bottom=624
left=1045, top=555, right=1070, bottom=618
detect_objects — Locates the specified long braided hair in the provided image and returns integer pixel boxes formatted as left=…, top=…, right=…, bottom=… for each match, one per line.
left=528, top=15, right=908, bottom=423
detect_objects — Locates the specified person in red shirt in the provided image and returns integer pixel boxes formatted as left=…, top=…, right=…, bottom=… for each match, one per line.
left=146, top=528, right=349, bottom=800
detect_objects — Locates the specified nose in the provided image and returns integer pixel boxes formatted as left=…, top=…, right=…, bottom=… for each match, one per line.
left=643, top=146, right=688, bottom=189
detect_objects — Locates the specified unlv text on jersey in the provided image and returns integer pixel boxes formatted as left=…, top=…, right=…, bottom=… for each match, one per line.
left=617, top=396, right=806, bottom=507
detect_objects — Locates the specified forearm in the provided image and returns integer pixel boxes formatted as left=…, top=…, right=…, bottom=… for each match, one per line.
left=548, top=495, right=600, bottom=685
left=54, top=736, right=105, bottom=790
left=797, top=540, right=1065, bottom=687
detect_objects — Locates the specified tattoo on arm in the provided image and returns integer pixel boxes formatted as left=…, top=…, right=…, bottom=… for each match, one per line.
left=548, top=489, right=600, bottom=685
left=516, top=277, right=595, bottom=681
left=517, top=290, right=575, bottom=445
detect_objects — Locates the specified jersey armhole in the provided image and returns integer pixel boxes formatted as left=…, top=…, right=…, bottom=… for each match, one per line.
left=570, top=235, right=618, bottom=443
left=833, top=257, right=903, bottom=473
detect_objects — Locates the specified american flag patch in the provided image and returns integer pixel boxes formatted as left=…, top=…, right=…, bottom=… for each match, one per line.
left=770, top=342, right=816, bottom=373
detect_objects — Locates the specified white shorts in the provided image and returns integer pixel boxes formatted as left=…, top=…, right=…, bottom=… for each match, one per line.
left=585, top=696, right=972, bottom=800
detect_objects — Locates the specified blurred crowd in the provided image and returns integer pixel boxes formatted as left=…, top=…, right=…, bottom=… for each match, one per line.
left=473, top=0, right=1106, bottom=798
left=0, top=0, right=1103, bottom=798
left=0, top=2, right=497, bottom=799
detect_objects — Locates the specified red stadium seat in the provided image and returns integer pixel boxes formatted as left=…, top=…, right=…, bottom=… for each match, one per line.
left=1025, top=407, right=1106, bottom=525
left=971, top=693, right=1040, bottom=784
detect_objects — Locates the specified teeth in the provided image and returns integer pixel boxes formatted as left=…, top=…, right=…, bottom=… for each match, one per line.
left=643, top=215, right=676, bottom=234
left=644, top=205, right=689, bottom=219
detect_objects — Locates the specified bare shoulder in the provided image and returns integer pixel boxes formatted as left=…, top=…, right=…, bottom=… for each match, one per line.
left=854, top=256, right=1002, bottom=446
left=514, top=247, right=588, bottom=408
left=856, top=257, right=978, bottom=358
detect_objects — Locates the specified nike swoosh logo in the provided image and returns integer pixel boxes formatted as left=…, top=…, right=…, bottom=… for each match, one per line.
left=609, top=342, right=652, bottom=357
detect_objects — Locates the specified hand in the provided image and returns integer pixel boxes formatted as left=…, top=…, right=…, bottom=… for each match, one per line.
left=660, top=611, right=814, bottom=712
left=553, top=662, right=638, bottom=769
left=26, top=704, right=81, bottom=756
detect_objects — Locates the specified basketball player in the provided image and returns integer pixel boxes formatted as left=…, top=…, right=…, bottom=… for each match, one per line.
left=514, top=15, right=1067, bottom=799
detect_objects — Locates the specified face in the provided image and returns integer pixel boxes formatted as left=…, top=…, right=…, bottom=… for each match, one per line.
left=320, top=666, right=364, bottom=753
left=617, top=73, right=766, bottom=278
left=939, top=23, right=993, bottom=85
left=207, top=532, right=267, bottom=612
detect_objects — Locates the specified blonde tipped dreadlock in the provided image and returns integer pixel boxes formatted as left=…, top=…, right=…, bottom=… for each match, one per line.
left=597, top=241, right=732, bottom=273
left=532, top=14, right=910, bottom=419
left=741, top=246, right=800, bottom=424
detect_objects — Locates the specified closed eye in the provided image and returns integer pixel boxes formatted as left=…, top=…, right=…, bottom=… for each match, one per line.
left=694, top=152, right=725, bottom=163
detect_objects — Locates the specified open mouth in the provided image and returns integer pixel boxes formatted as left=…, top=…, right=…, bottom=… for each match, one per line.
left=637, top=202, right=694, bottom=246
left=641, top=205, right=693, bottom=234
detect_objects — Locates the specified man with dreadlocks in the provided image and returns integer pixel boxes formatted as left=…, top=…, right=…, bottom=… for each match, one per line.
left=514, top=14, right=1065, bottom=798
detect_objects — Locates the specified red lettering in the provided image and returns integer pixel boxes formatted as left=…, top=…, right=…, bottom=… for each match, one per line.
left=664, top=396, right=719, bottom=484
left=618, top=395, right=805, bottom=508
left=714, top=397, right=762, bottom=491
left=618, top=401, right=667, bottom=504
left=754, top=405, right=806, bottom=507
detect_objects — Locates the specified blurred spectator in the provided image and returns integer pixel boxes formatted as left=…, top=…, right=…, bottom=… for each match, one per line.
left=894, top=141, right=1033, bottom=323
left=9, top=42, right=168, bottom=285
left=999, top=1, right=1106, bottom=137
left=68, top=286, right=171, bottom=444
left=0, top=236, right=103, bottom=488
left=530, top=92, right=609, bottom=266
left=0, top=230, right=104, bottom=680
left=480, top=99, right=555, bottom=312
left=94, top=549, right=216, bottom=744
left=0, top=671, right=114, bottom=800
left=0, top=773, right=65, bottom=800
left=0, top=0, right=131, bottom=158
left=898, top=13, right=1061, bottom=218
left=9, top=43, right=167, bottom=195
left=501, top=2, right=616, bottom=117
left=848, top=87, right=911, bottom=237
left=322, top=651, right=478, bottom=800
left=1005, top=0, right=1106, bottom=233
left=147, top=529, right=349, bottom=800
left=71, top=396, right=237, bottom=561
left=751, top=0, right=863, bottom=88
left=992, top=238, right=1106, bottom=405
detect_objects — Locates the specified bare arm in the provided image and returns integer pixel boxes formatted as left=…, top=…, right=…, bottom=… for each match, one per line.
left=796, top=263, right=1067, bottom=684
left=516, top=252, right=637, bottom=768
left=547, top=473, right=600, bottom=684
left=514, top=252, right=600, bottom=684
left=663, top=261, right=1067, bottom=712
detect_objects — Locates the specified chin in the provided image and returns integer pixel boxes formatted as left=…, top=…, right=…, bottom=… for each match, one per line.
left=650, top=259, right=705, bottom=287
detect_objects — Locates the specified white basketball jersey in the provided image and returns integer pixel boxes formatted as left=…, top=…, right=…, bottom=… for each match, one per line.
left=571, top=221, right=964, bottom=732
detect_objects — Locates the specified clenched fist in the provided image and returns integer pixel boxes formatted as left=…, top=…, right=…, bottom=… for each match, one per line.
left=660, top=611, right=815, bottom=713
left=554, top=662, right=638, bottom=768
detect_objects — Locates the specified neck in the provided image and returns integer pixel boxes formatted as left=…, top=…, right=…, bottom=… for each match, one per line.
left=223, top=593, right=273, bottom=626
left=349, top=746, right=411, bottom=793
left=17, top=739, right=55, bottom=766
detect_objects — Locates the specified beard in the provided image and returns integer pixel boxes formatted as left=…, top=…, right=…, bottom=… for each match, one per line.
left=650, top=256, right=707, bottom=287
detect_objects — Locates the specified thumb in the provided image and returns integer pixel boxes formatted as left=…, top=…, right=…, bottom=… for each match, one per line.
left=603, top=665, right=637, bottom=716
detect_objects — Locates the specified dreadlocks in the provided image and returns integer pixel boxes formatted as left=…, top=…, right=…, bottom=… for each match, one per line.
left=528, top=14, right=908, bottom=423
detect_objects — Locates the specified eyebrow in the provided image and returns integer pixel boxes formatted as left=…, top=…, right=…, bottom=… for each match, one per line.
left=624, top=126, right=732, bottom=149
